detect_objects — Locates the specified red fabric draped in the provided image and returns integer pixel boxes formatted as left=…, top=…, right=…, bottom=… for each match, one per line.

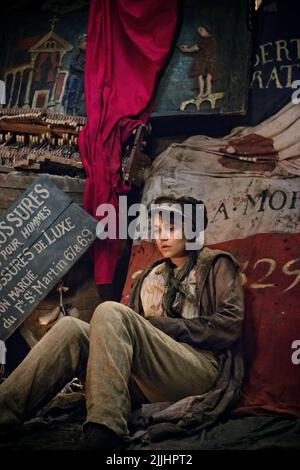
left=78, top=0, right=178, bottom=285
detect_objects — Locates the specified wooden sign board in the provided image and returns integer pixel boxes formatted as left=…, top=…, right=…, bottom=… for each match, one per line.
left=0, top=175, right=97, bottom=341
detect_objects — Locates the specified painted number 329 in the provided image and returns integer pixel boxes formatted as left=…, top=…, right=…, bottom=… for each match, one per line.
left=240, top=257, right=300, bottom=293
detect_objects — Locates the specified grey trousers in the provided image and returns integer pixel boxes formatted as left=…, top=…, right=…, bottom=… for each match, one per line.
left=0, top=301, right=219, bottom=437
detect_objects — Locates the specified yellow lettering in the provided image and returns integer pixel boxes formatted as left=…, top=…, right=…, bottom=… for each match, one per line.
left=266, top=67, right=283, bottom=88
left=275, top=39, right=292, bottom=62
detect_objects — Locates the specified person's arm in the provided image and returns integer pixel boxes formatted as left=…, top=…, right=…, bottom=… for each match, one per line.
left=179, top=44, right=199, bottom=53
left=147, top=256, right=244, bottom=350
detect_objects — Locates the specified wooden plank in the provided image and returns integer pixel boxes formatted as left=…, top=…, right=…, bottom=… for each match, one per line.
left=0, top=191, right=83, bottom=212
left=0, top=175, right=97, bottom=340
left=14, top=161, right=41, bottom=171
left=0, top=166, right=14, bottom=174
left=0, top=123, right=49, bottom=134
left=38, top=154, right=83, bottom=169
left=0, top=173, right=85, bottom=193
left=0, top=122, right=80, bottom=137
left=0, top=173, right=85, bottom=211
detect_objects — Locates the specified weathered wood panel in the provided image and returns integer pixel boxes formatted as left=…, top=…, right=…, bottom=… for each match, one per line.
left=0, top=173, right=85, bottom=212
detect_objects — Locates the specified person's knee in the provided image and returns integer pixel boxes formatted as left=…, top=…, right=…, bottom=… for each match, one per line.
left=50, top=316, right=85, bottom=342
left=91, top=301, right=132, bottom=325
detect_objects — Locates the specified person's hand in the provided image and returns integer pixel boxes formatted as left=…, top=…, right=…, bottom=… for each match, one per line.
left=179, top=45, right=190, bottom=52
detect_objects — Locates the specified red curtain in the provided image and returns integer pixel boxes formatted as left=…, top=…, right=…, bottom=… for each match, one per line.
left=79, top=0, right=178, bottom=285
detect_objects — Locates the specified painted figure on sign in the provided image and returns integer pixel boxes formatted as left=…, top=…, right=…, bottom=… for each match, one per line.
left=179, top=25, right=217, bottom=98
left=63, top=33, right=86, bottom=115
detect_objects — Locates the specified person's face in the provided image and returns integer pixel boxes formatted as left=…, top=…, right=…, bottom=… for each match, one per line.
left=153, top=213, right=188, bottom=259
left=198, top=26, right=210, bottom=37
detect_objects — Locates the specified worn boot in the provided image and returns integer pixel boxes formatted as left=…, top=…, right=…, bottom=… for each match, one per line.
left=81, top=423, right=125, bottom=450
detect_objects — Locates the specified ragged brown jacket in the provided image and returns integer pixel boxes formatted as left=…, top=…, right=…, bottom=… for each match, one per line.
left=128, top=246, right=245, bottom=441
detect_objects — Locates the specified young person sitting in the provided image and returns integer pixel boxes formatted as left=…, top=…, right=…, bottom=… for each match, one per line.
left=0, top=196, right=244, bottom=449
